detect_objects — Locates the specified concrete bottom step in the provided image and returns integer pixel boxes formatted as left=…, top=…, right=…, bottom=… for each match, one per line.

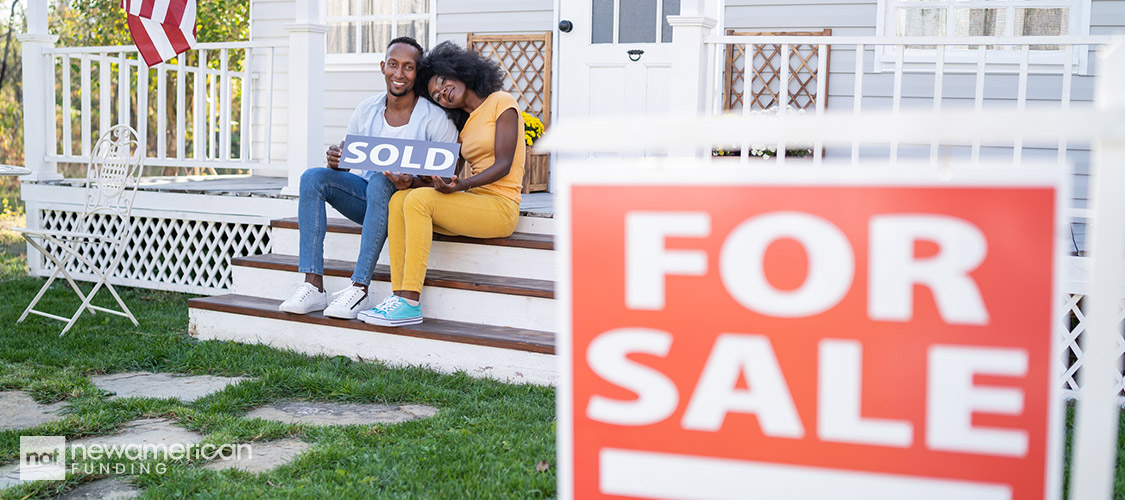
left=188, top=294, right=556, bottom=386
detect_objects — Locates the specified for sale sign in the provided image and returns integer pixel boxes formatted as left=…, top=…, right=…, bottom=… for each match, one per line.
left=558, top=163, right=1066, bottom=500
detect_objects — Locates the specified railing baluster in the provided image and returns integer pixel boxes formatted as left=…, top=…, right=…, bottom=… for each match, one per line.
left=220, top=48, right=231, bottom=162
left=137, top=57, right=148, bottom=159
left=61, top=55, right=72, bottom=157
left=813, top=43, right=827, bottom=165
left=265, top=47, right=275, bottom=165
left=778, top=43, right=789, bottom=165
left=741, top=43, right=753, bottom=165
left=930, top=44, right=945, bottom=165
left=891, top=43, right=904, bottom=164
left=47, top=54, right=57, bottom=156
left=99, top=54, right=110, bottom=137
left=1013, top=44, right=1029, bottom=165
left=1059, top=45, right=1073, bottom=167
left=972, top=45, right=986, bottom=165
left=240, top=48, right=251, bottom=161
left=118, top=52, right=129, bottom=127
left=851, top=43, right=864, bottom=165
left=157, top=61, right=167, bottom=160
left=195, top=49, right=206, bottom=161
left=209, top=68, right=218, bottom=160
left=80, top=55, right=91, bottom=156
left=176, top=55, right=186, bottom=160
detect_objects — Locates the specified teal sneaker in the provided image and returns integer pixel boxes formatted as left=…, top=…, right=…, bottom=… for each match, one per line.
left=360, top=295, right=422, bottom=327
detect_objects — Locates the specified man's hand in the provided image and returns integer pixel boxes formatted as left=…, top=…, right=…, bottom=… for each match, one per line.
left=383, top=171, right=414, bottom=190
left=431, top=175, right=471, bottom=194
left=326, top=141, right=344, bottom=169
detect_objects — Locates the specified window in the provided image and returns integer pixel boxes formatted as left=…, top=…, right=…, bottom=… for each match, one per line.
left=325, top=0, right=435, bottom=69
left=878, top=0, right=1091, bottom=72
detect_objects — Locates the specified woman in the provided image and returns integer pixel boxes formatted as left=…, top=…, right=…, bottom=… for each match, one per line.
left=360, top=41, right=524, bottom=327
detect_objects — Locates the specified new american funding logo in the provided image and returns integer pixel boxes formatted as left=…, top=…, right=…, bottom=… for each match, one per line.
left=19, top=436, right=252, bottom=480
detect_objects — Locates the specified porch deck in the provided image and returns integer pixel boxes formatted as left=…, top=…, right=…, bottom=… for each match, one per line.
left=89, top=175, right=558, bottom=216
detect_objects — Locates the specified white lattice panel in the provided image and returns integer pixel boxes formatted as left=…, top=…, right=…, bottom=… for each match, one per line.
left=1060, top=294, right=1125, bottom=404
left=37, top=209, right=271, bottom=293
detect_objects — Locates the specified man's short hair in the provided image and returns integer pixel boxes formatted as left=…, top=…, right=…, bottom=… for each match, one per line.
left=387, top=37, right=424, bottom=59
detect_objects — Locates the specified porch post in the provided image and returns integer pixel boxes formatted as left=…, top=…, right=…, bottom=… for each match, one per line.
left=17, top=0, right=61, bottom=182
left=1070, top=38, right=1125, bottom=500
left=282, top=0, right=328, bottom=196
left=667, top=0, right=718, bottom=158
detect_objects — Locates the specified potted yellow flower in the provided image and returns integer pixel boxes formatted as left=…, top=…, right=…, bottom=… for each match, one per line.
left=521, top=111, right=549, bottom=193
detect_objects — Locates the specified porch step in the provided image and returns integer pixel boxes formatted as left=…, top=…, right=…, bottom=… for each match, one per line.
left=269, top=218, right=556, bottom=281
left=188, top=294, right=556, bottom=386
left=230, top=254, right=556, bottom=331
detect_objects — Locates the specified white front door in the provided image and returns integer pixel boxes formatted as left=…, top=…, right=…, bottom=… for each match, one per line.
left=557, top=0, right=681, bottom=158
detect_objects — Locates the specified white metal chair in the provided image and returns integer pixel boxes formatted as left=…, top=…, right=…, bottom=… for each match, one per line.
left=15, top=125, right=143, bottom=335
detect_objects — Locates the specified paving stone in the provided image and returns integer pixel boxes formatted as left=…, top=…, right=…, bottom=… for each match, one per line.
left=0, top=462, right=20, bottom=490
left=70, top=418, right=203, bottom=450
left=245, top=401, right=438, bottom=426
left=202, top=438, right=310, bottom=473
left=0, top=391, right=67, bottom=430
left=90, top=372, right=251, bottom=402
left=58, top=478, right=140, bottom=500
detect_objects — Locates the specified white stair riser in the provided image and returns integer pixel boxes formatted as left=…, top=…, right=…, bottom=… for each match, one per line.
left=232, top=266, right=556, bottom=332
left=271, top=228, right=556, bottom=281
left=189, top=308, right=556, bottom=386
left=515, top=216, right=554, bottom=235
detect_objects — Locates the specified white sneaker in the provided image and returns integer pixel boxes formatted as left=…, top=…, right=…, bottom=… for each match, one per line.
left=324, top=285, right=371, bottom=319
left=278, top=282, right=328, bottom=314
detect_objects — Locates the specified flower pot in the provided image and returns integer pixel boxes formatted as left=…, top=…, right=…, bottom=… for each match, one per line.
left=522, top=151, right=550, bottom=193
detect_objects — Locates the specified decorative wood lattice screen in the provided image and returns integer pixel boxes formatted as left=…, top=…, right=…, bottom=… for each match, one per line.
left=723, top=29, right=832, bottom=112
left=37, top=209, right=271, bottom=293
left=1061, top=294, right=1125, bottom=403
left=467, top=32, right=553, bottom=126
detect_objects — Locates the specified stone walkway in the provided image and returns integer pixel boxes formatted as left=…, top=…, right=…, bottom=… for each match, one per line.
left=0, top=391, right=67, bottom=430
left=203, top=438, right=311, bottom=473
left=245, top=401, right=438, bottom=426
left=0, top=371, right=439, bottom=495
left=90, top=372, right=251, bottom=402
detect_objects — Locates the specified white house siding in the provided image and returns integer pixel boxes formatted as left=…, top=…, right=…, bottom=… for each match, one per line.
left=250, top=0, right=292, bottom=172
left=722, top=0, right=1124, bottom=251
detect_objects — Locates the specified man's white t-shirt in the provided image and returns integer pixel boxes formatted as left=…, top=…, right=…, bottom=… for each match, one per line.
left=345, top=93, right=459, bottom=181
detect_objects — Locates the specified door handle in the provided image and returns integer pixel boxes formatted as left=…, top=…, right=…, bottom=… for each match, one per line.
left=627, top=49, right=644, bottom=62
left=559, top=20, right=573, bottom=33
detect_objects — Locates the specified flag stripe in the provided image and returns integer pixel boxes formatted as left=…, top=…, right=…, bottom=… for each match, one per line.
left=139, top=0, right=154, bottom=19
left=165, top=0, right=186, bottom=29
left=127, top=14, right=163, bottom=67
left=151, top=0, right=172, bottom=24
left=179, top=0, right=196, bottom=30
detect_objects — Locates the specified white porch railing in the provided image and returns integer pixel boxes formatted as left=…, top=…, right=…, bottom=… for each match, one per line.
left=43, top=41, right=281, bottom=173
left=703, top=35, right=1117, bottom=167
left=698, top=35, right=1125, bottom=404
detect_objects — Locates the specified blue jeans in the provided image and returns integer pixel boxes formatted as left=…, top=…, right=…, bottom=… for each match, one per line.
left=297, top=168, right=395, bottom=285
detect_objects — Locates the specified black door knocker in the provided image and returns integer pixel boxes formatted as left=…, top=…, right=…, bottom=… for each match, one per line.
left=627, top=49, right=644, bottom=62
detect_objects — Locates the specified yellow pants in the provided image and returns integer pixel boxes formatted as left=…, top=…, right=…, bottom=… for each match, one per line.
left=388, top=187, right=519, bottom=293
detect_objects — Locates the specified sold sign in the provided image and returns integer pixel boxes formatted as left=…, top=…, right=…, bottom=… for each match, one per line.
left=558, top=164, right=1065, bottom=500
left=341, top=134, right=460, bottom=177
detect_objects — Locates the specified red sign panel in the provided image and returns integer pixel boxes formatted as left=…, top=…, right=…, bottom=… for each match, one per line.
left=560, top=170, right=1063, bottom=500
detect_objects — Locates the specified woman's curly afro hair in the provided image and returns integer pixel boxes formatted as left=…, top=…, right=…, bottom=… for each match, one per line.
left=417, top=41, right=506, bottom=129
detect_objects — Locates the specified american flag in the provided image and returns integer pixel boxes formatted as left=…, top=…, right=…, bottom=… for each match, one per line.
left=122, top=0, right=198, bottom=67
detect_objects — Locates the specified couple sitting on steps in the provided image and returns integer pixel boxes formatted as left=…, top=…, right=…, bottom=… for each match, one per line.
left=278, top=37, right=526, bottom=327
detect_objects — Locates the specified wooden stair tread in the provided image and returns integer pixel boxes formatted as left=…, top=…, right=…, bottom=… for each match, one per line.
left=271, top=217, right=554, bottom=250
left=189, top=294, right=555, bottom=354
left=233, top=253, right=555, bottom=299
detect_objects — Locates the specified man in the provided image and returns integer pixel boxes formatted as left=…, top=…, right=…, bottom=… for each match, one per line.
left=279, top=37, right=458, bottom=319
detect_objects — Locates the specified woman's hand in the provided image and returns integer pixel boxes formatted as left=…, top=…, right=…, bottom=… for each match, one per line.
left=431, top=175, right=471, bottom=194
left=383, top=171, right=414, bottom=190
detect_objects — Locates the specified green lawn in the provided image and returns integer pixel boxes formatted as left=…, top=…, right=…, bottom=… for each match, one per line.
left=0, top=195, right=1124, bottom=498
